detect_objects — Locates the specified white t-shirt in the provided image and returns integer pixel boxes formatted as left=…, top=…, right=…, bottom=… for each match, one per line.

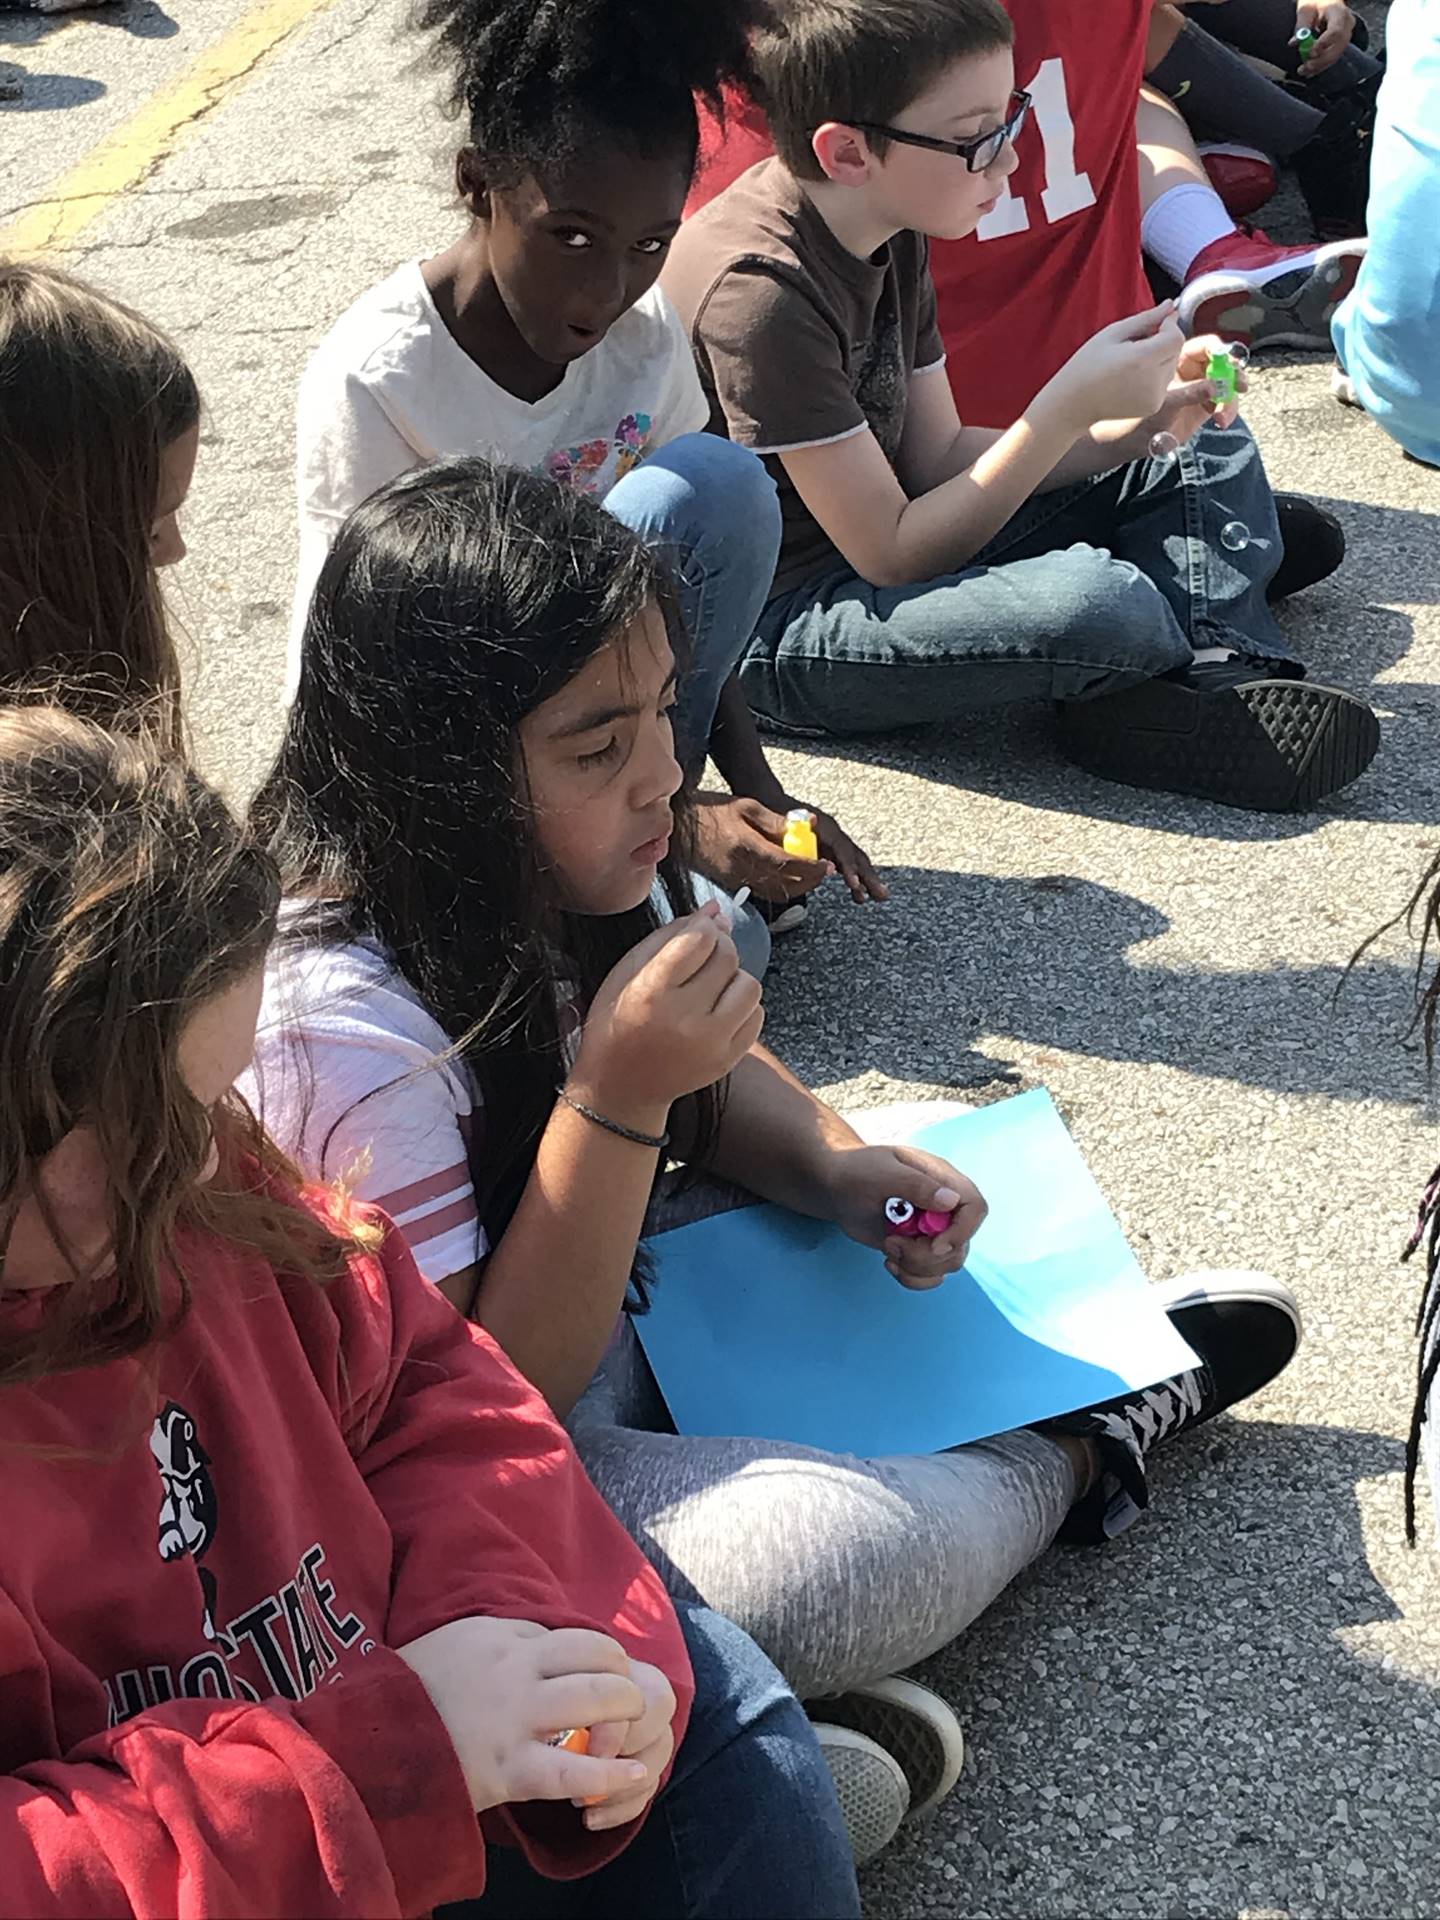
left=239, top=930, right=485, bottom=1285
left=290, top=260, right=709, bottom=696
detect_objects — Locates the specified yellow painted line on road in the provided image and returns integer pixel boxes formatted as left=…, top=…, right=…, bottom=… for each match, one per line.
left=0, top=0, right=340, bottom=258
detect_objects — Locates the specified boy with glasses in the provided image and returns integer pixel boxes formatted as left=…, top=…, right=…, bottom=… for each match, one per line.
left=664, top=0, right=1379, bottom=812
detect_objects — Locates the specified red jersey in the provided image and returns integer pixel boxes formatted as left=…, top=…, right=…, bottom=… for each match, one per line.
left=690, top=0, right=1152, bottom=426
left=0, top=1184, right=691, bottom=1918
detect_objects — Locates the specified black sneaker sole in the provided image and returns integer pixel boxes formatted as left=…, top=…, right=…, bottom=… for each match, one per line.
left=1151, top=1272, right=1303, bottom=1421
left=1058, top=677, right=1379, bottom=812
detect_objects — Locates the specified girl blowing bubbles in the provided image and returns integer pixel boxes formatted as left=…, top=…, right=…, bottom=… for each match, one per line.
left=293, top=0, right=879, bottom=934
left=247, top=459, right=1302, bottom=1863
left=0, top=263, right=198, bottom=738
left=0, top=706, right=856, bottom=1920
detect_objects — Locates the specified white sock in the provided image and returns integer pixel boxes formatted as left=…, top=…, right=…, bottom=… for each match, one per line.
left=1141, top=182, right=1237, bottom=282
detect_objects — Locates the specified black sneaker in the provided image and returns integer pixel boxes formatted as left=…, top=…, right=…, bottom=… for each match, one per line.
left=1050, top=1270, right=1302, bottom=1543
left=811, top=1678, right=965, bottom=1822
left=1291, top=76, right=1382, bottom=242
left=1057, top=657, right=1379, bottom=812
left=1268, top=494, right=1345, bottom=602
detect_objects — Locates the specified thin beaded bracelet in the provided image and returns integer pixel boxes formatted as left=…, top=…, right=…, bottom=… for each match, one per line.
left=557, top=1090, right=670, bottom=1152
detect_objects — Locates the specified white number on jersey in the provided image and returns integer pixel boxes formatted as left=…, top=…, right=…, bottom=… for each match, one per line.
left=975, top=56, right=1098, bottom=243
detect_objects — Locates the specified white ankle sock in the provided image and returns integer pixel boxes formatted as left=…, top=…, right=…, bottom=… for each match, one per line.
left=1141, top=182, right=1237, bottom=281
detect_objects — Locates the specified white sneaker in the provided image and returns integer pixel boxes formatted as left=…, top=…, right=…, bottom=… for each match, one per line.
left=1332, top=363, right=1361, bottom=408
left=809, top=1723, right=909, bottom=1866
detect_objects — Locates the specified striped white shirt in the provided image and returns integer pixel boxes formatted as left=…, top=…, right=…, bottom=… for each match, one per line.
left=241, top=931, right=484, bottom=1284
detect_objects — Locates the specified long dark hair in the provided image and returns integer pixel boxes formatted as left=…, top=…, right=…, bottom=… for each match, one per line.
left=0, top=262, right=197, bottom=746
left=251, top=457, right=721, bottom=1273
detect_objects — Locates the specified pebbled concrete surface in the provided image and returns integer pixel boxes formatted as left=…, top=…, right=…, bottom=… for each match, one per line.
left=5, top=2, right=1438, bottom=1913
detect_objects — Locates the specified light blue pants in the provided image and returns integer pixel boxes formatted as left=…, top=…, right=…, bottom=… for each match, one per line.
left=606, top=434, right=783, bottom=766
left=608, top=434, right=782, bottom=980
left=1331, top=0, right=1440, bottom=470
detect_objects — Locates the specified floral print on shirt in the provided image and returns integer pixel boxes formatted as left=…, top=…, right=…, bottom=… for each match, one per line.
left=543, top=412, right=653, bottom=495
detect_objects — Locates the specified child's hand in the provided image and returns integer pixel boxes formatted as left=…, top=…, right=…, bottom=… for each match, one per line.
left=1136, top=331, right=1248, bottom=452
left=1293, top=1, right=1354, bottom=74
left=396, top=1617, right=653, bottom=1815
left=572, top=909, right=764, bottom=1128
left=569, top=1657, right=678, bottom=1831
left=692, top=792, right=834, bottom=901
left=824, top=1144, right=987, bottom=1288
left=692, top=792, right=886, bottom=905
left=810, top=806, right=888, bottom=903
left=1051, top=303, right=1185, bottom=431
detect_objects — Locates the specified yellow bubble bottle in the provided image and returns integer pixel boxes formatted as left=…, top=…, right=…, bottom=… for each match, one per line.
left=782, top=808, right=819, bottom=860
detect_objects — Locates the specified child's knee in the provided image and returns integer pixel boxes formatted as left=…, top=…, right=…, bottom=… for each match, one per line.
left=652, top=434, right=782, bottom=545
left=1056, top=547, right=1188, bottom=670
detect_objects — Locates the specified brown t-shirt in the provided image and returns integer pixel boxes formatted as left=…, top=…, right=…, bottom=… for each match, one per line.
left=664, top=157, right=946, bottom=600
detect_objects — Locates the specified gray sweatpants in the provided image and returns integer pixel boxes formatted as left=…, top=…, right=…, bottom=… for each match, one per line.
left=569, top=1103, right=1082, bottom=1701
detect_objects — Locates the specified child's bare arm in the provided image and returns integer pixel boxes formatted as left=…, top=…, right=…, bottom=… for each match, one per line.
left=782, top=399, right=1079, bottom=589
left=899, top=325, right=1228, bottom=503
left=786, top=305, right=1186, bottom=588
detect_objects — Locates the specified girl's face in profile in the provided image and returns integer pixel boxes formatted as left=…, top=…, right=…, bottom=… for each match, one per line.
left=151, top=423, right=199, bottom=569
left=519, top=601, right=683, bottom=918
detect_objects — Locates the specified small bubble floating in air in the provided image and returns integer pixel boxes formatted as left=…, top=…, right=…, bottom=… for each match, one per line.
left=1220, top=520, right=1251, bottom=552
left=1148, top=431, right=1180, bottom=464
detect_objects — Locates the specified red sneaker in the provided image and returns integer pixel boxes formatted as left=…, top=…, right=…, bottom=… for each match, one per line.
left=1198, top=144, right=1278, bottom=220
left=1178, top=227, right=1367, bottom=350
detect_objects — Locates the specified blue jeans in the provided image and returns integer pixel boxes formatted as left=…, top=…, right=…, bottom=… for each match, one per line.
left=607, top=435, right=783, bottom=767
left=444, top=1602, right=860, bottom=1920
left=741, top=417, right=1292, bottom=737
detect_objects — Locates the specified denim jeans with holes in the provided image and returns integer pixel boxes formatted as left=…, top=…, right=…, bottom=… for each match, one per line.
left=739, top=416, right=1292, bottom=738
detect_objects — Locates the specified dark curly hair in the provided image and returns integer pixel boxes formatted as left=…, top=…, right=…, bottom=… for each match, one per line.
left=413, top=0, right=771, bottom=187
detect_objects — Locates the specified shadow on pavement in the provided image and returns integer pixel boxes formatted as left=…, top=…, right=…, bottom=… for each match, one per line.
left=0, top=0, right=176, bottom=112
left=0, top=0, right=178, bottom=45
left=0, top=63, right=103, bottom=107
left=863, top=1417, right=1438, bottom=1917
left=762, top=866, right=1430, bottom=1107
left=763, top=490, right=1439, bottom=841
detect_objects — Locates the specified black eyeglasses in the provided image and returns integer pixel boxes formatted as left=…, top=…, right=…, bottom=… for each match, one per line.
left=848, top=89, right=1031, bottom=173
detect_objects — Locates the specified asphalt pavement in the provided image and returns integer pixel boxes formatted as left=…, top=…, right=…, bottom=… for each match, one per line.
left=3, top=2, right=1438, bottom=1913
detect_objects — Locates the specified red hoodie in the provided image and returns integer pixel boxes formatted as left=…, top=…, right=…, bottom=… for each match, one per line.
left=687, top=0, right=1153, bottom=427
left=0, top=1183, right=692, bottom=1918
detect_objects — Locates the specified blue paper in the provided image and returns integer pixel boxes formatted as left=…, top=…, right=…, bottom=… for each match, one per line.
left=635, top=1089, right=1199, bottom=1456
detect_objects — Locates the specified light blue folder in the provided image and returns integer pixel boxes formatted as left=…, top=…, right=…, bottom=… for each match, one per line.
left=634, top=1089, right=1198, bottom=1456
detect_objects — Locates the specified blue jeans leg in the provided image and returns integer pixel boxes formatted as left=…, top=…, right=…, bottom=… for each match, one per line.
left=451, top=1603, right=860, bottom=1920
left=606, top=436, right=783, bottom=768
left=741, top=418, right=1290, bottom=738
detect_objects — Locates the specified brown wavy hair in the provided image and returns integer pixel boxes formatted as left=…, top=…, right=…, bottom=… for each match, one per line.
left=0, top=261, right=197, bottom=745
left=0, top=706, right=372, bottom=1390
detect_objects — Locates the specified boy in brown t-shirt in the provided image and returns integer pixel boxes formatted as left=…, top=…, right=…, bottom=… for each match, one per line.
left=662, top=0, right=1379, bottom=814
